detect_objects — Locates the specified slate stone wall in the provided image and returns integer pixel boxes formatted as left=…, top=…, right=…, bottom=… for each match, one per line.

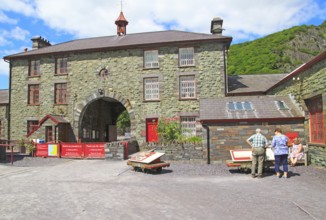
left=142, top=142, right=205, bottom=161
left=205, top=121, right=304, bottom=161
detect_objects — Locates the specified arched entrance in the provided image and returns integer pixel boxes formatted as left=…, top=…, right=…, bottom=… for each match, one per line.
left=74, top=92, right=134, bottom=142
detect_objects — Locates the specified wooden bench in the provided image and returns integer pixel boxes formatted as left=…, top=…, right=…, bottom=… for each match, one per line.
left=288, top=145, right=308, bottom=166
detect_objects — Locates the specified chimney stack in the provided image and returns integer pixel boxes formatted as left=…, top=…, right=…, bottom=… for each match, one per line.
left=31, top=36, right=51, bottom=49
left=211, top=17, right=224, bottom=35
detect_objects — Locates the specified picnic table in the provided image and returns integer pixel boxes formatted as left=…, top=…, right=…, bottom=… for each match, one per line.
left=225, top=147, right=275, bottom=171
left=127, top=151, right=170, bottom=173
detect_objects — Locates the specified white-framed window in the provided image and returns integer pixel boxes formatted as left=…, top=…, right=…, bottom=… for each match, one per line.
left=56, top=58, right=68, bottom=74
left=144, top=50, right=159, bottom=68
left=179, top=47, right=195, bottom=66
left=180, top=75, right=196, bottom=99
left=29, top=60, right=40, bottom=76
left=181, top=116, right=196, bottom=136
left=144, top=78, right=159, bottom=101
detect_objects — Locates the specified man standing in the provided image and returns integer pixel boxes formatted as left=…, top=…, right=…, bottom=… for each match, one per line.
left=246, top=128, right=268, bottom=178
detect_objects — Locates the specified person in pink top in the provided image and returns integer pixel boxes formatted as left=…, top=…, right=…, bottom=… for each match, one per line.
left=289, top=138, right=304, bottom=167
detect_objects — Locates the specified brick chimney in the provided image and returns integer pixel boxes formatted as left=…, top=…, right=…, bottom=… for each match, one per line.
left=31, top=36, right=51, bottom=49
left=211, top=17, right=224, bottom=35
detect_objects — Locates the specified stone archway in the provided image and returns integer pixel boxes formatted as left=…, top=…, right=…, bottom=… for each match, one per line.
left=73, top=91, right=135, bottom=142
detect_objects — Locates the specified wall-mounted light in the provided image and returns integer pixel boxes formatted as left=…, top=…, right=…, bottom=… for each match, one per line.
left=98, top=88, right=104, bottom=95
left=292, top=77, right=300, bottom=81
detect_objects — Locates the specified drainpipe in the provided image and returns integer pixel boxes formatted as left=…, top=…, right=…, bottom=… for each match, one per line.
left=4, top=59, right=11, bottom=143
left=223, top=45, right=228, bottom=96
left=202, top=124, right=210, bottom=164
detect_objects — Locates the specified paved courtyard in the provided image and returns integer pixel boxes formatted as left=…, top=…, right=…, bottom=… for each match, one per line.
left=0, top=158, right=325, bottom=220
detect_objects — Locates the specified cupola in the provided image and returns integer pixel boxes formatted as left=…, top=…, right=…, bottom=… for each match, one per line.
left=115, top=11, right=128, bottom=36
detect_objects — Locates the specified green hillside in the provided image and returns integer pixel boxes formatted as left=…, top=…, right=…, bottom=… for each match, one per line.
left=227, top=21, right=326, bottom=75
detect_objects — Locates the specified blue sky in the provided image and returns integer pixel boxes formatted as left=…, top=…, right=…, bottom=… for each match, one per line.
left=1, top=0, right=326, bottom=89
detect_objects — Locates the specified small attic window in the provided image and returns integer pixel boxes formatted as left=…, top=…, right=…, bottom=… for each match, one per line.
left=276, top=101, right=288, bottom=110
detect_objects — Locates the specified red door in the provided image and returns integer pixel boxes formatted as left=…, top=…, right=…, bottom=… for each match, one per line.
left=146, top=118, right=158, bottom=142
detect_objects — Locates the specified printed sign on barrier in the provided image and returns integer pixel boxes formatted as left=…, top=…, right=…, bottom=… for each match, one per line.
left=36, top=144, right=48, bottom=157
left=61, top=143, right=83, bottom=158
left=48, top=144, right=59, bottom=157
left=84, top=143, right=105, bottom=158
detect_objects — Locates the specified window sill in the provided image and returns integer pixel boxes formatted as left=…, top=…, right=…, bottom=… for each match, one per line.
left=54, top=73, right=68, bottom=76
left=143, top=67, right=160, bottom=70
left=179, top=98, right=197, bottom=101
left=143, top=100, right=160, bottom=103
left=27, top=104, right=40, bottom=106
left=178, top=65, right=196, bottom=68
left=28, top=75, right=40, bottom=78
left=54, top=103, right=68, bottom=105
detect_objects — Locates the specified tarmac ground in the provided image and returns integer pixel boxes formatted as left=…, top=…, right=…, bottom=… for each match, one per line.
left=0, top=157, right=325, bottom=220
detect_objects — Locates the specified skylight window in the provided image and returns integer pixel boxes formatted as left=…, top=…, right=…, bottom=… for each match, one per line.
left=276, top=101, right=289, bottom=110
left=227, top=101, right=254, bottom=111
left=228, top=102, right=236, bottom=110
left=235, top=102, right=243, bottom=110
left=243, top=101, right=253, bottom=110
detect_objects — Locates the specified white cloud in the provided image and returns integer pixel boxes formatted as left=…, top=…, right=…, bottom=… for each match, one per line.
left=0, top=26, right=30, bottom=46
left=0, top=0, right=325, bottom=42
left=0, top=59, right=9, bottom=76
left=9, top=26, right=30, bottom=41
left=0, top=11, right=17, bottom=24
left=0, top=0, right=36, bottom=16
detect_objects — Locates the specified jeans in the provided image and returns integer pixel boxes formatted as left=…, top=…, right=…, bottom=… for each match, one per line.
left=274, top=154, right=288, bottom=173
left=251, top=147, right=265, bottom=175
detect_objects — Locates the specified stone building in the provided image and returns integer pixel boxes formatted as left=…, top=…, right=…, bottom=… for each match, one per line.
left=200, top=51, right=326, bottom=166
left=0, top=89, right=9, bottom=159
left=266, top=51, right=326, bottom=166
left=0, top=89, right=9, bottom=141
left=4, top=13, right=231, bottom=145
left=2, top=12, right=325, bottom=166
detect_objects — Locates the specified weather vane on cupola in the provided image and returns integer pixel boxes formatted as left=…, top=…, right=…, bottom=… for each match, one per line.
left=115, top=0, right=128, bottom=36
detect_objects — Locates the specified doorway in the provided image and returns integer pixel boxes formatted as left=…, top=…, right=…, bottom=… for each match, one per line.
left=146, top=118, right=158, bottom=142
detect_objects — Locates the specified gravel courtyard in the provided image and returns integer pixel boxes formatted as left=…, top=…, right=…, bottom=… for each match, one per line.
left=1, top=157, right=325, bottom=220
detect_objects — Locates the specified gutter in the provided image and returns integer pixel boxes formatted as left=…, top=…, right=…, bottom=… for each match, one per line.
left=200, top=117, right=305, bottom=124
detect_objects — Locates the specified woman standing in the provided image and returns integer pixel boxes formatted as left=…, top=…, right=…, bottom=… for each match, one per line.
left=272, top=128, right=289, bottom=178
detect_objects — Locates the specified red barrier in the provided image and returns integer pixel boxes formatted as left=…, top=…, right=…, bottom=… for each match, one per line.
left=61, top=143, right=84, bottom=158
left=84, top=143, right=105, bottom=158
left=36, top=144, right=48, bottom=157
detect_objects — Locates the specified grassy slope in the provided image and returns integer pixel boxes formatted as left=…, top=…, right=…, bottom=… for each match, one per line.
left=227, top=21, right=326, bottom=75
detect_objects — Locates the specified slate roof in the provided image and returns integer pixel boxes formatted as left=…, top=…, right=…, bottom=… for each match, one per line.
left=227, top=74, right=288, bottom=95
left=200, top=95, right=304, bottom=122
left=0, top=90, right=9, bottom=104
left=4, top=30, right=232, bottom=59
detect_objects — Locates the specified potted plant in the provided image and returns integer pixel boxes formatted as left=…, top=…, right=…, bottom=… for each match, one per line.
left=25, top=140, right=36, bottom=157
